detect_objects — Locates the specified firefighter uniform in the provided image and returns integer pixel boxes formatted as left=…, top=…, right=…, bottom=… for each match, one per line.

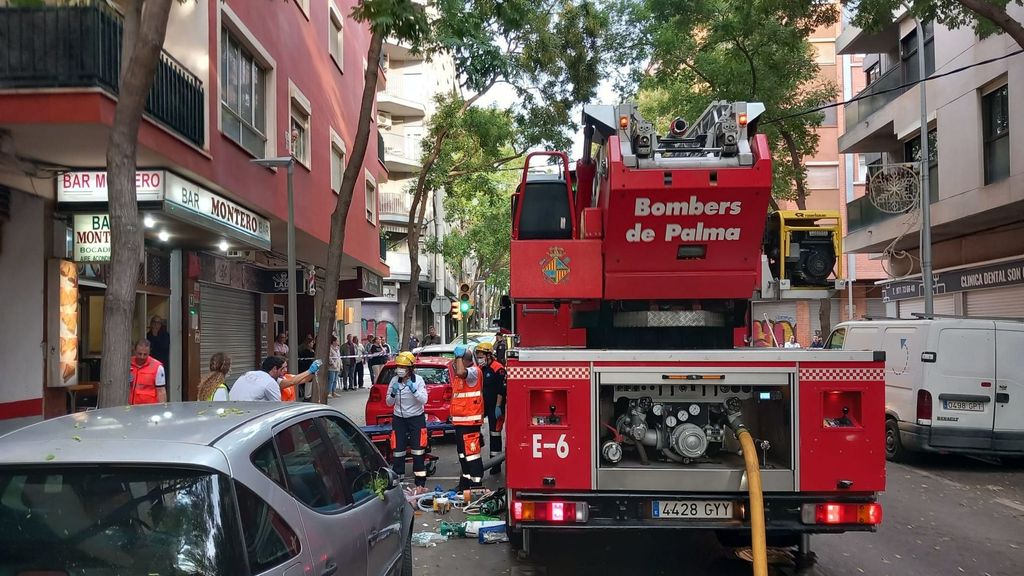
left=451, top=355, right=485, bottom=489
left=475, top=342, right=506, bottom=472
left=386, top=352, right=429, bottom=487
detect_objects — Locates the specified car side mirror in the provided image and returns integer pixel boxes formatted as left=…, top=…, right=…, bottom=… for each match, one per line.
left=380, top=466, right=400, bottom=490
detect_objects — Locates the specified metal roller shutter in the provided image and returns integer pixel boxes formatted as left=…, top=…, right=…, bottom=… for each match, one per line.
left=865, top=298, right=887, bottom=319
left=967, top=286, right=1024, bottom=318
left=200, top=283, right=257, bottom=388
left=899, top=294, right=955, bottom=318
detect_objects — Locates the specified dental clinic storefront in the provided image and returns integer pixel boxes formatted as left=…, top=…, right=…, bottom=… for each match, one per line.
left=54, top=169, right=272, bottom=407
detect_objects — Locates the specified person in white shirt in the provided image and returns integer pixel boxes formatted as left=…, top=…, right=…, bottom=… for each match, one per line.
left=386, top=352, right=429, bottom=487
left=784, top=336, right=802, bottom=349
left=231, top=356, right=321, bottom=401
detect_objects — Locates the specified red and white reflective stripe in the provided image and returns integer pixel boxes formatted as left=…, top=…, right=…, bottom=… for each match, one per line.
left=451, top=415, right=484, bottom=424
left=453, top=391, right=482, bottom=398
left=507, top=366, right=591, bottom=380
left=799, top=368, right=884, bottom=382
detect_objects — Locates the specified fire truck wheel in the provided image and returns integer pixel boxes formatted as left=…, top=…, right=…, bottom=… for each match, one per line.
left=885, top=418, right=907, bottom=462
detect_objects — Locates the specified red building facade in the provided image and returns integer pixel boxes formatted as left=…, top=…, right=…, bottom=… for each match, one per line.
left=0, top=0, right=387, bottom=428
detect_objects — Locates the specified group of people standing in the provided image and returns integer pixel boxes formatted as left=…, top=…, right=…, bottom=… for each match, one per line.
left=386, top=339, right=506, bottom=491
left=325, top=334, right=393, bottom=398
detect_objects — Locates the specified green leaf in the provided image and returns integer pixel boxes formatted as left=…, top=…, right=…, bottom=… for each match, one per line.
left=45, top=454, right=55, bottom=461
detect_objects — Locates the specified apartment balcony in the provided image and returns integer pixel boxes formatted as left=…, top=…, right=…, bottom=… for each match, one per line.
left=0, top=4, right=205, bottom=147
left=836, top=8, right=904, bottom=56
left=377, top=84, right=426, bottom=117
left=382, top=132, right=422, bottom=173
left=379, top=190, right=413, bottom=225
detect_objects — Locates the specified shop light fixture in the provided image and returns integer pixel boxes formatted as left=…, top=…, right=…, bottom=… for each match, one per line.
left=218, top=240, right=229, bottom=251
left=158, top=230, right=170, bottom=242
left=143, top=215, right=155, bottom=228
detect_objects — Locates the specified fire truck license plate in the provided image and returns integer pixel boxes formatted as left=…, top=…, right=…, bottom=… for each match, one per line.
left=943, top=400, right=985, bottom=411
left=652, top=500, right=732, bottom=519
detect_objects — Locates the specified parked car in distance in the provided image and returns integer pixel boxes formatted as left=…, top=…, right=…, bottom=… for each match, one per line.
left=413, top=342, right=478, bottom=358
left=366, top=356, right=458, bottom=431
left=827, top=317, right=1024, bottom=462
left=0, top=402, right=413, bottom=576
left=465, top=332, right=497, bottom=345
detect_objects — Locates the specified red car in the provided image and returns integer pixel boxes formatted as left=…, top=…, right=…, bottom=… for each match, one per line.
left=365, top=356, right=455, bottom=433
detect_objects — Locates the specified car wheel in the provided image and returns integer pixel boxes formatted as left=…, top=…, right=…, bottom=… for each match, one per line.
left=397, top=525, right=413, bottom=576
left=885, top=418, right=907, bottom=462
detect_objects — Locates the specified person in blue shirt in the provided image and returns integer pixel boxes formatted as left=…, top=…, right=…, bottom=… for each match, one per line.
left=386, top=351, right=429, bottom=487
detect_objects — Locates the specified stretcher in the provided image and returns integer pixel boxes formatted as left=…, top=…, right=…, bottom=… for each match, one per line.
left=360, top=416, right=454, bottom=477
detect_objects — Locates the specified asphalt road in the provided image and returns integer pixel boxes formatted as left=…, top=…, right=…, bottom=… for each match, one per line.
left=330, top=387, right=1024, bottom=576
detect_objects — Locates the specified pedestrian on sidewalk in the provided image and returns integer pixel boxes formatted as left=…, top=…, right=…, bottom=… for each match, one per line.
left=231, top=356, right=321, bottom=401
left=422, top=326, right=442, bottom=346
left=368, top=335, right=384, bottom=382
left=386, top=351, right=429, bottom=488
left=297, top=334, right=316, bottom=401
left=354, top=335, right=366, bottom=389
left=129, top=339, right=166, bottom=405
left=197, top=352, right=232, bottom=401
left=408, top=334, right=420, bottom=351
left=341, top=334, right=355, bottom=391
left=452, top=344, right=484, bottom=489
left=328, top=336, right=342, bottom=398
left=273, top=332, right=289, bottom=357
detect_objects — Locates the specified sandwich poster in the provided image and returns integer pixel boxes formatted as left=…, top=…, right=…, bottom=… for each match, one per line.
left=49, top=259, right=79, bottom=387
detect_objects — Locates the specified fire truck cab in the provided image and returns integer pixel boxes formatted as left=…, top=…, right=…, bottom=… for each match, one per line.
left=502, top=102, right=886, bottom=559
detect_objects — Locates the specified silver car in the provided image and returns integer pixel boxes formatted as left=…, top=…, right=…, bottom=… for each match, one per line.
left=0, top=402, right=414, bottom=575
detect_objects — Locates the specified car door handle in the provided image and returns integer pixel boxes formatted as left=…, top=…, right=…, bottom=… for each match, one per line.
left=322, top=560, right=338, bottom=576
left=996, top=393, right=1010, bottom=403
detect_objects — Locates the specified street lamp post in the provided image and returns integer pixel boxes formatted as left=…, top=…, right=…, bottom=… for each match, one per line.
left=251, top=157, right=298, bottom=372
left=915, top=18, right=934, bottom=317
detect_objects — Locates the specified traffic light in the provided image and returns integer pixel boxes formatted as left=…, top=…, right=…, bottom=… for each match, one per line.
left=450, top=300, right=461, bottom=320
left=458, top=282, right=472, bottom=314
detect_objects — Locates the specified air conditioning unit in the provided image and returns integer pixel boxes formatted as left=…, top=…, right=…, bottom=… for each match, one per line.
left=378, top=112, right=392, bottom=130
left=225, top=250, right=256, bottom=261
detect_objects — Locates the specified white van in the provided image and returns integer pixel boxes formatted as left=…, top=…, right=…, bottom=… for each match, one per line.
left=826, top=318, right=1024, bottom=461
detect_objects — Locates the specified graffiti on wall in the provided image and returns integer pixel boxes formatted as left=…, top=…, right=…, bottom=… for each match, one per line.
left=751, top=318, right=796, bottom=348
left=362, top=302, right=399, bottom=352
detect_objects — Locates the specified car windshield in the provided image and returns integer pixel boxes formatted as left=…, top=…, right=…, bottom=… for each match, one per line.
left=378, top=366, right=449, bottom=385
left=0, top=466, right=244, bottom=575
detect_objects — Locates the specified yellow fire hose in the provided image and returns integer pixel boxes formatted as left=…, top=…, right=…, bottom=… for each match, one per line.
left=736, top=428, right=768, bottom=576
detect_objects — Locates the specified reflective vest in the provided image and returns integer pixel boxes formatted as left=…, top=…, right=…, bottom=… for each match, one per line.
left=451, top=366, right=484, bottom=426
left=281, top=374, right=296, bottom=402
left=205, top=383, right=228, bottom=401
left=129, top=357, right=162, bottom=405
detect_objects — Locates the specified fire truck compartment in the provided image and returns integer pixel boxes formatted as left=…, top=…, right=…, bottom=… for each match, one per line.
left=597, top=367, right=795, bottom=492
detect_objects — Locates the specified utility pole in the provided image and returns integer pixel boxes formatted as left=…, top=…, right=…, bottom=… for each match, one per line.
left=915, top=18, right=934, bottom=316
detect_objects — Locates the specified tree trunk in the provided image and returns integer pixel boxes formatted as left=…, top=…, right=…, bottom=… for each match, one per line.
left=98, top=0, right=174, bottom=408
left=957, top=0, right=1024, bottom=49
left=399, top=187, right=431, bottom=348
left=818, top=297, right=832, bottom=342
left=779, top=127, right=808, bottom=210
left=313, top=32, right=385, bottom=404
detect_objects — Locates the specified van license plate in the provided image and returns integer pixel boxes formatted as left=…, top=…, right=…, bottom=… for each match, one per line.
left=652, top=500, right=732, bottom=519
left=943, top=400, right=985, bottom=411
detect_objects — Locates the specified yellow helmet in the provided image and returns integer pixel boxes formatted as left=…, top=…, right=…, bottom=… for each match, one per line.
left=475, top=342, right=494, bottom=353
left=395, top=351, right=415, bottom=367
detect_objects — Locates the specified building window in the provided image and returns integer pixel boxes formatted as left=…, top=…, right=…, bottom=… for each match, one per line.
left=289, top=83, right=311, bottom=168
left=331, top=143, right=345, bottom=194
left=865, top=62, right=881, bottom=86
left=820, top=100, right=837, bottom=126
left=221, top=28, right=268, bottom=157
left=903, top=128, right=939, bottom=202
left=900, top=22, right=934, bottom=85
left=806, top=164, right=839, bottom=190
left=813, top=41, right=836, bottom=65
left=982, top=85, right=1009, bottom=185
left=329, top=4, right=344, bottom=70
left=365, top=174, right=377, bottom=224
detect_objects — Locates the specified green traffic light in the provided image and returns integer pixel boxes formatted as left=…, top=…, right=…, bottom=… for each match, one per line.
left=459, top=301, right=470, bottom=313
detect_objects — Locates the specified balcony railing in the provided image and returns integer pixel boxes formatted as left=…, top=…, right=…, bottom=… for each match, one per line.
left=382, top=132, right=422, bottom=164
left=377, top=130, right=386, bottom=165
left=380, top=190, right=412, bottom=216
left=844, top=66, right=906, bottom=132
left=0, top=4, right=205, bottom=147
left=847, top=180, right=938, bottom=232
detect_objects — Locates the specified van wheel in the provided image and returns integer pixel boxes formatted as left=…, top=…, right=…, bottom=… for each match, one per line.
left=885, top=419, right=907, bottom=462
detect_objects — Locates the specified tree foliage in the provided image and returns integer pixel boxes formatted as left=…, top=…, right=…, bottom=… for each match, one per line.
left=397, top=0, right=608, bottom=349
left=846, top=0, right=1024, bottom=50
left=610, top=0, right=839, bottom=208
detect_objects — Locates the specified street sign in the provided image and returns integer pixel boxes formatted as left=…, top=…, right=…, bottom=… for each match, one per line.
left=430, top=295, right=451, bottom=314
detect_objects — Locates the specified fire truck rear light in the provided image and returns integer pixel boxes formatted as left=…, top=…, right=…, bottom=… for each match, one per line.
left=511, top=500, right=588, bottom=523
left=738, top=113, right=748, bottom=126
left=802, top=503, right=882, bottom=525
left=619, top=115, right=629, bottom=129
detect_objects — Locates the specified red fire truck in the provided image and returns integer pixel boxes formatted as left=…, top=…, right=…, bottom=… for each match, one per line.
left=501, top=102, right=885, bottom=564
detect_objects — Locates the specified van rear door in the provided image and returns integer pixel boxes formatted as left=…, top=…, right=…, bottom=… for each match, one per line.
left=993, top=324, right=1024, bottom=451
left=929, top=323, right=997, bottom=450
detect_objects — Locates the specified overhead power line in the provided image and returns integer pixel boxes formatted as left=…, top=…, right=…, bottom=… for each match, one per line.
left=763, top=48, right=1024, bottom=125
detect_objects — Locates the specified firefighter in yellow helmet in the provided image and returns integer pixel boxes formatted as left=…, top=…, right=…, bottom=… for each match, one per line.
left=386, top=351, right=429, bottom=487
left=475, top=342, right=507, bottom=475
